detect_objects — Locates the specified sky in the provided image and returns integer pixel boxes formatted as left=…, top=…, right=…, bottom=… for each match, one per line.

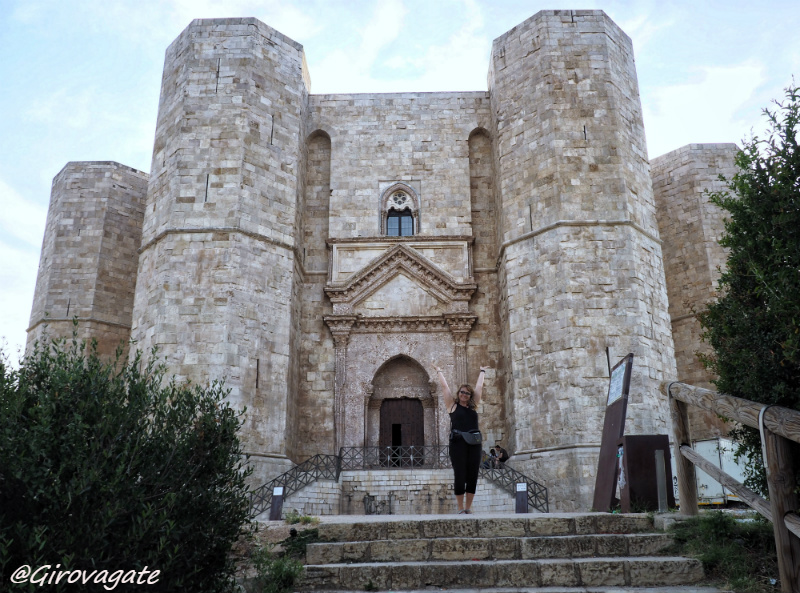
left=1, top=0, right=798, bottom=363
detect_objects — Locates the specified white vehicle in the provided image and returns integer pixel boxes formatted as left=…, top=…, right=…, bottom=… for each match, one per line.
left=672, top=438, right=748, bottom=505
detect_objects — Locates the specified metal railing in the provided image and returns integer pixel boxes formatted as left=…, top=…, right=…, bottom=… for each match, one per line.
left=664, top=381, right=800, bottom=593
left=480, top=462, right=549, bottom=513
left=339, top=445, right=549, bottom=513
left=249, top=446, right=550, bottom=517
left=249, top=453, right=340, bottom=518
left=339, top=445, right=451, bottom=470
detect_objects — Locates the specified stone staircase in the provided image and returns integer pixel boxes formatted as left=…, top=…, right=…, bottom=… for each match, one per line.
left=297, top=513, right=725, bottom=592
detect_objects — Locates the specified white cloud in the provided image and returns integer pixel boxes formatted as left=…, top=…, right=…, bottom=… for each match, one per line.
left=402, top=0, right=488, bottom=92
left=310, top=0, right=488, bottom=94
left=0, top=235, right=41, bottom=365
left=617, top=10, right=676, bottom=58
left=643, top=61, right=766, bottom=158
left=0, top=174, right=47, bottom=362
left=358, top=0, right=407, bottom=70
left=0, top=177, right=47, bottom=250
left=0, top=177, right=46, bottom=361
left=9, top=0, right=49, bottom=23
left=310, top=0, right=409, bottom=94
left=26, top=88, right=98, bottom=129
left=10, top=0, right=324, bottom=57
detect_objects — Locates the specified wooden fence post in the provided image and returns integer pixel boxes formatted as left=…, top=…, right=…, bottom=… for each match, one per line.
left=668, top=383, right=698, bottom=515
left=760, top=406, right=800, bottom=593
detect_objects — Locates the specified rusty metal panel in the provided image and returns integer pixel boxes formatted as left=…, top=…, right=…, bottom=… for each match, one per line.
left=617, top=434, right=676, bottom=512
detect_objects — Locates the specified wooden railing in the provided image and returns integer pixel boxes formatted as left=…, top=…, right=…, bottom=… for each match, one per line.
left=663, top=381, right=800, bottom=593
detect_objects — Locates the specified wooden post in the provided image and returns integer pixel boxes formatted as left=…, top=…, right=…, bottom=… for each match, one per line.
left=667, top=383, right=698, bottom=515
left=760, top=407, right=800, bottom=593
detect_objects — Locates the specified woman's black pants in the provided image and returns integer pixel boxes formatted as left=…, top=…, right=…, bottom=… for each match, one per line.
left=449, top=438, right=482, bottom=495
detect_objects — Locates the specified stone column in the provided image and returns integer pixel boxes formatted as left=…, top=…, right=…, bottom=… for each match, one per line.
left=365, top=385, right=379, bottom=449
left=445, top=314, right=477, bottom=386
left=324, top=315, right=357, bottom=454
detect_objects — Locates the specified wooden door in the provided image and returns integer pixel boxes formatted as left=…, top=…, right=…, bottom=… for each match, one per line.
left=379, top=398, right=424, bottom=466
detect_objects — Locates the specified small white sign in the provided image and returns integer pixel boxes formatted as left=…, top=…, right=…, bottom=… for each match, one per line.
left=607, top=359, right=627, bottom=406
left=516, top=483, right=527, bottom=492
left=273, top=486, right=284, bottom=496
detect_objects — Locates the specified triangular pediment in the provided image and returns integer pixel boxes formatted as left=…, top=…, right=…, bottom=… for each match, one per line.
left=356, top=272, right=448, bottom=317
left=325, top=244, right=476, bottom=308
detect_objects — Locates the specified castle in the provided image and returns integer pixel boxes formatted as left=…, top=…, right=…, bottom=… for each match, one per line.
left=27, top=10, right=736, bottom=511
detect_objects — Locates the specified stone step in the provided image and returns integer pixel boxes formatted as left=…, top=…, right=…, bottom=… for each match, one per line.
left=314, top=513, right=654, bottom=542
left=301, top=557, right=705, bottom=590
left=306, top=533, right=673, bottom=564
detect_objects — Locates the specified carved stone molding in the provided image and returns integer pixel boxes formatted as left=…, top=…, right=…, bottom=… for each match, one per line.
left=325, top=244, right=476, bottom=312
left=324, top=315, right=358, bottom=346
left=352, top=316, right=449, bottom=333
left=323, top=245, right=479, bottom=452
left=445, top=314, right=477, bottom=386
left=444, top=313, right=477, bottom=335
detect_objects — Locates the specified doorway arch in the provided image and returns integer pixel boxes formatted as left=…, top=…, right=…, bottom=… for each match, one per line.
left=366, top=356, right=437, bottom=453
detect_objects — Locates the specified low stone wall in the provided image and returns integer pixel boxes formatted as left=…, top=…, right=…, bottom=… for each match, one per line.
left=283, top=469, right=515, bottom=516
left=283, top=479, right=342, bottom=517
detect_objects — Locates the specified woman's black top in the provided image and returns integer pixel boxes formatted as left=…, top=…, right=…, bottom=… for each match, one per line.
left=449, top=403, right=479, bottom=432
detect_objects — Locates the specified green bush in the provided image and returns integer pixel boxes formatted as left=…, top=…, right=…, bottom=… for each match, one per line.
left=283, top=509, right=320, bottom=525
left=0, top=333, right=253, bottom=592
left=243, top=544, right=304, bottom=593
left=280, top=528, right=321, bottom=559
left=669, top=511, right=777, bottom=592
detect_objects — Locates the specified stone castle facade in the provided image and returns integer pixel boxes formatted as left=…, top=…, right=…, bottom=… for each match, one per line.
left=27, top=10, right=735, bottom=511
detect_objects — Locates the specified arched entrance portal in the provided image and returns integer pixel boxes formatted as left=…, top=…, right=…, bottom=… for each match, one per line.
left=367, top=356, right=437, bottom=463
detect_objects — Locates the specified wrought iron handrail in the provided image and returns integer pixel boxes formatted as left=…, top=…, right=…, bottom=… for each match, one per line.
left=249, top=447, right=549, bottom=517
left=339, top=445, right=451, bottom=470
left=480, top=463, right=549, bottom=513
left=249, top=453, right=340, bottom=518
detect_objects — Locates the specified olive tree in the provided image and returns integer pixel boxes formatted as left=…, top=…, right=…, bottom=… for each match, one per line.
left=0, top=333, right=253, bottom=592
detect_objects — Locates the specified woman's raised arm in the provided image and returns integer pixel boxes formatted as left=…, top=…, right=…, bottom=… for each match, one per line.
left=473, top=366, right=489, bottom=405
left=434, top=366, right=454, bottom=410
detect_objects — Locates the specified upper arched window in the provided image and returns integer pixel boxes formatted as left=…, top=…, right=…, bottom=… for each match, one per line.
left=381, top=185, right=419, bottom=236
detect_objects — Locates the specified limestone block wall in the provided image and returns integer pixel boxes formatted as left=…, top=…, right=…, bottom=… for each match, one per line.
left=27, top=162, right=148, bottom=358
left=468, top=130, right=506, bottom=445
left=294, top=131, right=336, bottom=458
left=297, top=93, right=506, bottom=454
left=284, top=479, right=342, bottom=517
left=310, top=92, right=492, bottom=238
left=285, top=469, right=515, bottom=516
left=489, top=10, right=675, bottom=510
left=651, top=143, right=737, bottom=440
left=130, top=18, right=310, bottom=485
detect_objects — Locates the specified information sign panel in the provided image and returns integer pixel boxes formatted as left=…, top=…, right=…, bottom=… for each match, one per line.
left=592, top=353, right=634, bottom=512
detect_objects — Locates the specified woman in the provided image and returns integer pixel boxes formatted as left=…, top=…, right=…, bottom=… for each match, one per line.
left=434, top=365, right=488, bottom=514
